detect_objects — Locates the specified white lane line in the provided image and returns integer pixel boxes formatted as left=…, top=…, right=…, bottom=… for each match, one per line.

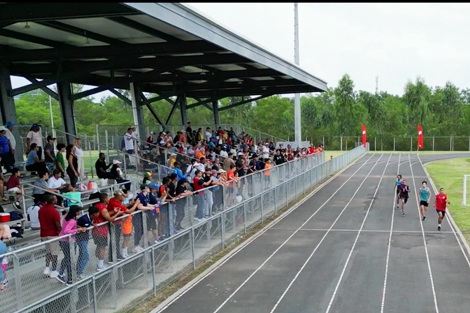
left=211, top=154, right=382, bottom=313
left=381, top=153, right=401, bottom=313
left=417, top=154, right=470, bottom=269
left=409, top=153, right=439, bottom=313
left=268, top=154, right=386, bottom=313
left=325, top=153, right=393, bottom=313
left=155, top=153, right=375, bottom=313
left=269, top=228, right=454, bottom=234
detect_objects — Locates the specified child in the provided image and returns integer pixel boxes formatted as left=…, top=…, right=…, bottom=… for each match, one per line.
left=6, top=168, right=23, bottom=210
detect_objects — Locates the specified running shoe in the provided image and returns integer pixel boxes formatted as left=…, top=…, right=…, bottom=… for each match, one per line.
left=422, top=216, right=426, bottom=221
left=438, top=225, right=441, bottom=231
left=56, top=274, right=66, bottom=284
left=402, top=212, right=405, bottom=216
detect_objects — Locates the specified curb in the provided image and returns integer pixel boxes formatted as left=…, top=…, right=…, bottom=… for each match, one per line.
left=151, top=153, right=369, bottom=313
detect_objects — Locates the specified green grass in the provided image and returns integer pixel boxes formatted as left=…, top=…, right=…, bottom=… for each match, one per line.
left=426, top=158, right=470, bottom=243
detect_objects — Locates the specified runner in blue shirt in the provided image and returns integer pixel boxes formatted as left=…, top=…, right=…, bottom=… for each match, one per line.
left=419, top=181, right=431, bottom=221
left=396, top=174, right=402, bottom=209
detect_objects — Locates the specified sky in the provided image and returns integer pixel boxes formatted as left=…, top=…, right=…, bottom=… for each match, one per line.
left=10, top=3, right=470, bottom=100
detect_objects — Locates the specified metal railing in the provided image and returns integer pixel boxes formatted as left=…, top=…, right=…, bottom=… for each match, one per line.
left=0, top=143, right=367, bottom=313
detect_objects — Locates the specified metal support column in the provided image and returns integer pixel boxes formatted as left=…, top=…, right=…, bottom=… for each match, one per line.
left=180, top=94, right=188, bottom=126
left=130, top=83, right=145, bottom=140
left=0, top=65, right=24, bottom=161
left=57, top=80, right=77, bottom=145
left=293, top=3, right=302, bottom=149
left=212, top=97, right=220, bottom=129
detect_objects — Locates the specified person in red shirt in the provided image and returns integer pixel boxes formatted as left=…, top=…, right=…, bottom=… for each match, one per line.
left=107, top=190, right=140, bottom=261
left=434, top=187, right=450, bottom=231
left=92, top=193, right=123, bottom=271
left=38, top=194, right=61, bottom=278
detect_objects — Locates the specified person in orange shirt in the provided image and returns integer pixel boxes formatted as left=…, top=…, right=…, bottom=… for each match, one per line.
left=264, top=158, right=271, bottom=189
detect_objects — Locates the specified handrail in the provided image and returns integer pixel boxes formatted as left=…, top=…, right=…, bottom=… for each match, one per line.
left=23, top=182, right=89, bottom=206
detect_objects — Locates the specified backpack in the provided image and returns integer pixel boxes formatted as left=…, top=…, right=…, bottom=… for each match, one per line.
left=9, top=211, right=23, bottom=221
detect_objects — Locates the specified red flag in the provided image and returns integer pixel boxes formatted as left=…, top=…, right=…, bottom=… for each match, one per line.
left=418, top=125, right=423, bottom=149
left=362, top=124, right=366, bottom=148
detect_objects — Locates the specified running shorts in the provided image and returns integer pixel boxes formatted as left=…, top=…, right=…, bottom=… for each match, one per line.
left=419, top=200, right=428, bottom=207
left=400, top=196, right=408, bottom=204
left=436, top=209, right=446, bottom=217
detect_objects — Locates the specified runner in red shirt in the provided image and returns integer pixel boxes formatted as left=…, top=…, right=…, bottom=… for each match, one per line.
left=434, top=187, right=450, bottom=231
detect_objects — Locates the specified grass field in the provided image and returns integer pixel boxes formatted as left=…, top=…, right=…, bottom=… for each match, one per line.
left=426, top=157, right=470, bottom=243
left=325, top=150, right=346, bottom=159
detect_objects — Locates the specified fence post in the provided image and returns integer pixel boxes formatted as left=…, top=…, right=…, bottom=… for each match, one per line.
left=433, top=136, right=435, bottom=151
left=410, top=136, right=412, bottom=151
left=393, top=136, right=395, bottom=151
left=450, top=136, right=452, bottom=151
left=462, top=175, right=467, bottom=205
left=13, top=254, right=24, bottom=310
left=96, top=125, right=100, bottom=153
left=340, top=136, right=343, bottom=151
left=374, top=137, right=377, bottom=151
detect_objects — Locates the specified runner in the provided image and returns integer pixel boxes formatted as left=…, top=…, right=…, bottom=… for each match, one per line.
left=434, top=187, right=450, bottom=231
left=396, top=174, right=402, bottom=209
left=419, top=181, right=431, bottom=221
left=398, top=179, right=410, bottom=216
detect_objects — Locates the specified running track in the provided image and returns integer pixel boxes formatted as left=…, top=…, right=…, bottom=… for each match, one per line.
left=153, top=153, right=470, bottom=313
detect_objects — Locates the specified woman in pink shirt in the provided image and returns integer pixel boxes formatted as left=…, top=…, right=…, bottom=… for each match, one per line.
left=57, top=205, right=86, bottom=285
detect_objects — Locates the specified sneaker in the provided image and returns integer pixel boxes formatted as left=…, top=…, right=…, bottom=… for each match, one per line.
left=96, top=265, right=107, bottom=272
left=117, top=254, right=125, bottom=261
left=132, top=246, right=143, bottom=253
left=1, top=197, right=8, bottom=202
left=66, top=280, right=73, bottom=285
left=13, top=202, right=21, bottom=210
left=56, top=274, right=66, bottom=284
left=438, top=225, right=441, bottom=231
left=422, top=216, right=426, bottom=221
left=2, top=279, right=9, bottom=287
left=50, top=271, right=59, bottom=279
left=77, top=274, right=85, bottom=281
left=43, top=267, right=51, bottom=277
left=402, top=211, right=405, bottom=216
left=194, top=217, right=201, bottom=222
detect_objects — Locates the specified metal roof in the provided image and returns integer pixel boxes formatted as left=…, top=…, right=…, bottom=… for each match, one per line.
left=0, top=3, right=328, bottom=99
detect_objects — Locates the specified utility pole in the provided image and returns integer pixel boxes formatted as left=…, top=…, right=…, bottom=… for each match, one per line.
left=294, top=3, right=301, bottom=149
left=375, top=76, right=378, bottom=94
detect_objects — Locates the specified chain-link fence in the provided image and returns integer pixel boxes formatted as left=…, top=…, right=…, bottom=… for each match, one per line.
left=0, top=143, right=366, bottom=313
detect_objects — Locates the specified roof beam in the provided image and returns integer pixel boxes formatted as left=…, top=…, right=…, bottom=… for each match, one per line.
left=71, top=85, right=110, bottom=101
left=149, top=78, right=305, bottom=94
left=145, top=103, right=164, bottom=125
left=0, top=3, right=139, bottom=24
left=36, top=21, right=128, bottom=46
left=1, top=40, right=224, bottom=62
left=187, top=98, right=213, bottom=109
left=9, top=53, right=249, bottom=76
left=22, top=74, right=58, bottom=100
left=106, top=16, right=178, bottom=42
left=0, top=28, right=73, bottom=49
left=219, top=94, right=273, bottom=111
left=177, top=85, right=320, bottom=98
left=108, top=88, right=131, bottom=106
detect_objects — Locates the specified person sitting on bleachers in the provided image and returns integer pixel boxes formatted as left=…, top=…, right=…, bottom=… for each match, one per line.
left=26, top=143, right=48, bottom=174
left=95, top=153, right=113, bottom=179
left=32, top=171, right=56, bottom=203
left=47, top=169, right=72, bottom=206
left=110, top=160, right=131, bottom=191
left=6, top=168, right=23, bottom=209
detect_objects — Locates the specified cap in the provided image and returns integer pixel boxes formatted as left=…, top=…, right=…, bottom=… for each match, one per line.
left=218, top=169, right=226, bottom=173
left=237, top=152, right=243, bottom=156
left=46, top=135, right=56, bottom=141
left=140, top=184, right=150, bottom=191
left=112, top=159, right=122, bottom=165
left=0, top=126, right=6, bottom=132
left=144, top=172, right=153, bottom=178
left=5, top=121, right=14, bottom=127
left=31, top=123, right=40, bottom=129
left=150, top=131, right=155, bottom=135
left=149, top=183, right=159, bottom=190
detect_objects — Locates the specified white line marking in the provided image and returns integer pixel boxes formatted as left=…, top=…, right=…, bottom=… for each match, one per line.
left=325, top=153, right=393, bottom=313
left=409, top=153, right=439, bottom=313
left=268, top=228, right=453, bottom=234
left=154, top=153, right=373, bottom=312
left=267, top=154, right=386, bottom=313
left=381, top=153, right=401, bottom=313
left=417, top=154, right=470, bottom=268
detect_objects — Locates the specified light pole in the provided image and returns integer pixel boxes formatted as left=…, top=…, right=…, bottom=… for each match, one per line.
left=49, top=95, right=56, bottom=139
left=294, top=3, right=301, bottom=149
